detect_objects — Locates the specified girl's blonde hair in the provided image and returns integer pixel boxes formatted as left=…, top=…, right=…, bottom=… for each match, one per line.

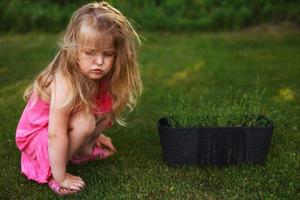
left=24, top=1, right=142, bottom=125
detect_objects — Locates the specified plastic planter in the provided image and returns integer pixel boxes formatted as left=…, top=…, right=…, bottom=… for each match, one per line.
left=157, top=116, right=274, bottom=166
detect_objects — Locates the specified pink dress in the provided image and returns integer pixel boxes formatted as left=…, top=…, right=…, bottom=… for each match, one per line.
left=15, top=84, right=113, bottom=184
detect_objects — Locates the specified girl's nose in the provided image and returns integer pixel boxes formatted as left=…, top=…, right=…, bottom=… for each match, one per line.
left=95, top=54, right=104, bottom=66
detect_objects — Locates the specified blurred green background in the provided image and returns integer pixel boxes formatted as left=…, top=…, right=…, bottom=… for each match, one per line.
left=1, top=1, right=300, bottom=199
left=1, top=0, right=299, bottom=33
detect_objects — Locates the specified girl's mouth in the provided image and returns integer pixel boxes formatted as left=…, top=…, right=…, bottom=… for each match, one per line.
left=91, top=69, right=104, bottom=74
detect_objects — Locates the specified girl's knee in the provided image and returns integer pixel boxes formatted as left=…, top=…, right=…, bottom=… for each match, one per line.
left=69, top=112, right=96, bottom=137
left=99, top=113, right=113, bottom=127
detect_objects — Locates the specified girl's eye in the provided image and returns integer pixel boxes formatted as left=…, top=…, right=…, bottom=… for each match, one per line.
left=103, top=51, right=115, bottom=57
left=84, top=51, right=95, bottom=56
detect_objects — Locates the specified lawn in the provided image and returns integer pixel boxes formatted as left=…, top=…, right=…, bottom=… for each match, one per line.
left=0, top=27, right=299, bottom=199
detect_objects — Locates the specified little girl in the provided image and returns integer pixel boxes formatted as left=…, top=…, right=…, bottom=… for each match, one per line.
left=15, top=1, right=142, bottom=195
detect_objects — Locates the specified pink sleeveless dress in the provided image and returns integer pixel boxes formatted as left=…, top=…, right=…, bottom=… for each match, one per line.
left=15, top=84, right=113, bottom=184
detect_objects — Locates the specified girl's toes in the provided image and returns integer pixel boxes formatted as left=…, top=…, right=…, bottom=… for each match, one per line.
left=60, top=188, right=76, bottom=195
left=60, top=188, right=69, bottom=194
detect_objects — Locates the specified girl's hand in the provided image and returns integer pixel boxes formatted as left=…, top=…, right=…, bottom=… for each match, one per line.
left=96, top=134, right=116, bottom=152
left=58, top=173, right=85, bottom=191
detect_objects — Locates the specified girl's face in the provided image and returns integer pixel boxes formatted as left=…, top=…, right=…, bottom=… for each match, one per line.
left=77, top=37, right=116, bottom=81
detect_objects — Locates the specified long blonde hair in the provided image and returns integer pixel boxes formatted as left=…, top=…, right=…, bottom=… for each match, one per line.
left=24, top=1, right=142, bottom=125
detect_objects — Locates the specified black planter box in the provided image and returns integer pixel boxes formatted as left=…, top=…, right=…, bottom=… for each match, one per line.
left=157, top=116, right=274, bottom=166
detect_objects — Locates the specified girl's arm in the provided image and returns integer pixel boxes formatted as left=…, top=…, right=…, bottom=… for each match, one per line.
left=48, top=73, right=71, bottom=182
left=48, top=73, right=84, bottom=190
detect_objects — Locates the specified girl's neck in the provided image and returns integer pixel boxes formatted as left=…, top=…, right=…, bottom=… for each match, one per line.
left=93, top=78, right=106, bottom=96
left=94, top=79, right=101, bottom=85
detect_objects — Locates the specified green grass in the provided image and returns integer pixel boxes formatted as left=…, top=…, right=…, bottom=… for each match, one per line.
left=0, top=27, right=300, bottom=199
left=164, top=88, right=276, bottom=128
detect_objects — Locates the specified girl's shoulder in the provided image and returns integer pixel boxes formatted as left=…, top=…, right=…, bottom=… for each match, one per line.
left=49, top=71, right=72, bottom=108
left=53, top=70, right=71, bottom=90
left=39, top=71, right=67, bottom=102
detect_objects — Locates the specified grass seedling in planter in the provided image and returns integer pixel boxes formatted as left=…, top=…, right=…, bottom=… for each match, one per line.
left=158, top=89, right=275, bottom=166
left=167, top=89, right=273, bottom=128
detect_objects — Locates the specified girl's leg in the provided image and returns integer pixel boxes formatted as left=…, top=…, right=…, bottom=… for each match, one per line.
left=66, top=112, right=112, bottom=161
left=75, top=113, right=112, bottom=157
left=66, top=111, right=97, bottom=161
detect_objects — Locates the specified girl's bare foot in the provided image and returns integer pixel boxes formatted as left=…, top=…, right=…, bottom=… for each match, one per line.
left=48, top=177, right=82, bottom=195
